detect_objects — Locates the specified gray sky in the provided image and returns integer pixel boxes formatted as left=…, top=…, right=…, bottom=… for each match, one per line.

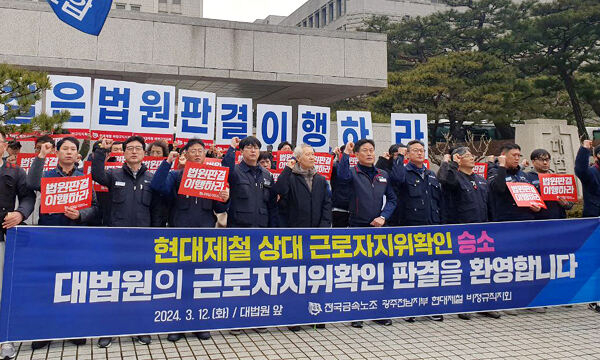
left=204, top=0, right=307, bottom=22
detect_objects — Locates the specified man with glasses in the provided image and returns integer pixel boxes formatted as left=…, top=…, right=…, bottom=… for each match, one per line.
left=337, top=138, right=397, bottom=328
left=0, top=130, right=35, bottom=359
left=487, top=143, right=541, bottom=222
left=151, top=138, right=229, bottom=343
left=91, top=136, right=165, bottom=348
left=437, top=146, right=501, bottom=321
left=526, top=149, right=572, bottom=220
left=390, top=140, right=444, bottom=322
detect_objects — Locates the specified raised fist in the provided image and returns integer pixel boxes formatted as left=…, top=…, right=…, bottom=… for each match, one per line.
left=344, top=142, right=355, bottom=155
left=231, top=137, right=241, bottom=149
left=443, top=154, right=451, bottom=163
left=498, top=155, right=506, bottom=167
left=101, top=138, right=114, bottom=150
left=38, top=142, right=53, bottom=158
left=287, top=159, right=297, bottom=169
left=583, top=140, right=593, bottom=149
left=167, top=151, right=180, bottom=164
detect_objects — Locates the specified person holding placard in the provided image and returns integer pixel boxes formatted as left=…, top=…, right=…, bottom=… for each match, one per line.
left=91, top=136, right=165, bottom=348
left=526, top=149, right=572, bottom=220
left=337, top=139, right=397, bottom=328
left=575, top=140, right=600, bottom=218
left=25, top=136, right=99, bottom=351
left=150, top=138, right=229, bottom=343
left=487, top=143, right=541, bottom=222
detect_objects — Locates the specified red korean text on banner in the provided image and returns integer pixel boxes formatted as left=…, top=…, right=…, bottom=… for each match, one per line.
left=349, top=154, right=358, bottom=167
left=17, top=154, right=58, bottom=174
left=135, top=133, right=173, bottom=144
left=178, top=163, right=229, bottom=202
left=538, top=174, right=578, bottom=202
left=204, top=158, right=223, bottom=167
left=41, top=174, right=93, bottom=214
left=506, top=182, right=547, bottom=209
left=314, top=153, right=334, bottom=180
left=473, top=163, right=488, bottom=179
left=403, top=159, right=430, bottom=169
left=269, top=168, right=283, bottom=182
left=83, top=161, right=122, bottom=192
left=90, top=130, right=133, bottom=142
left=274, top=151, right=294, bottom=170
left=142, top=157, right=167, bottom=174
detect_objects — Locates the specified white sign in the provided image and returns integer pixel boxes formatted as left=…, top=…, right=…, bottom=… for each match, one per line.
left=216, top=97, right=253, bottom=145
left=176, top=90, right=216, bottom=144
left=256, top=104, right=292, bottom=150
left=297, top=105, right=330, bottom=152
left=336, top=111, right=373, bottom=146
left=391, top=113, right=428, bottom=155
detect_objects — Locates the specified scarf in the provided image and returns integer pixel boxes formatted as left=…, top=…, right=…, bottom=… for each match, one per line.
left=292, top=163, right=317, bottom=191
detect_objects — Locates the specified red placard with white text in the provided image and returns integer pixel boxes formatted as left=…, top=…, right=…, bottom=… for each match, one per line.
left=538, top=174, right=578, bottom=202
left=178, top=162, right=229, bottom=202
left=234, top=151, right=243, bottom=165
left=274, top=151, right=294, bottom=170
left=40, top=174, right=92, bottom=214
left=204, top=158, right=223, bottom=167
left=314, top=153, right=334, bottom=180
left=269, top=168, right=283, bottom=182
left=16, top=154, right=58, bottom=174
left=506, top=182, right=547, bottom=209
left=473, top=163, right=488, bottom=179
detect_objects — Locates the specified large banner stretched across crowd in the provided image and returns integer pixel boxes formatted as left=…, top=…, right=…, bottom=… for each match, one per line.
left=1, top=218, right=600, bottom=343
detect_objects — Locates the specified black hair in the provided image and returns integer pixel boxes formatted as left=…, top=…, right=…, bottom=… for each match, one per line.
left=148, top=141, right=169, bottom=157
left=499, top=143, right=521, bottom=154
left=355, top=139, right=375, bottom=152
left=277, top=141, right=293, bottom=151
left=7, top=140, right=21, bottom=150
left=35, top=135, right=55, bottom=147
left=183, top=139, right=206, bottom=152
left=451, top=146, right=470, bottom=157
left=258, top=151, right=271, bottom=162
left=530, top=148, right=551, bottom=161
left=594, top=145, right=600, bottom=158
left=56, top=136, right=80, bottom=151
left=407, top=140, right=425, bottom=149
left=239, top=136, right=261, bottom=150
left=123, top=136, right=146, bottom=151
left=388, top=144, right=400, bottom=155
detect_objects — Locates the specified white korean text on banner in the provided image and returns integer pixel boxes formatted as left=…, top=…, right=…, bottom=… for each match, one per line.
left=391, top=113, right=428, bottom=155
left=46, top=75, right=92, bottom=139
left=336, top=111, right=373, bottom=147
left=216, top=97, right=253, bottom=145
left=256, top=105, right=292, bottom=151
left=176, top=90, right=216, bottom=146
left=297, top=105, right=330, bottom=152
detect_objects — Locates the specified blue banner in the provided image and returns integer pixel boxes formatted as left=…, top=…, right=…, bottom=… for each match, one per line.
left=2, top=218, right=600, bottom=342
left=47, top=0, right=113, bottom=36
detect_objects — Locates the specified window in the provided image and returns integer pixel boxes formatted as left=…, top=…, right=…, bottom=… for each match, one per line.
left=329, top=2, right=334, bottom=21
left=315, top=12, right=320, bottom=28
left=115, top=3, right=126, bottom=9
left=321, top=8, right=327, bottom=26
left=308, top=16, right=313, bottom=28
left=302, top=20, right=307, bottom=27
left=337, top=0, right=342, bottom=17
left=130, top=4, right=141, bottom=11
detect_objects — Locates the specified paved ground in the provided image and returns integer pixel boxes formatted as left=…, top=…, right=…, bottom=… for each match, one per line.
left=8, top=305, right=599, bottom=360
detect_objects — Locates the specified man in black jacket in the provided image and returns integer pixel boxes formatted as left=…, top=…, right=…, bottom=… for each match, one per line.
left=526, top=148, right=572, bottom=220
left=0, top=129, right=35, bottom=360
left=92, top=136, right=165, bottom=348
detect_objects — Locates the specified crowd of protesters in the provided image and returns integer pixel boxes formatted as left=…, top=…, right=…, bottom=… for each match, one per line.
left=0, top=128, right=597, bottom=359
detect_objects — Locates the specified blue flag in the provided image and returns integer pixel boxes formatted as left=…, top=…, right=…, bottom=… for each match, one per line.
left=46, top=0, right=113, bottom=36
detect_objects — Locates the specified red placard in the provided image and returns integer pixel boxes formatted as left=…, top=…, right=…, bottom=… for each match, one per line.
left=314, top=153, right=334, bottom=180
left=274, top=151, right=294, bottom=170
left=204, top=158, right=223, bottom=167
left=269, top=168, right=283, bottom=182
left=178, top=162, right=229, bottom=202
left=142, top=156, right=167, bottom=174
left=16, top=154, right=58, bottom=174
left=349, top=154, right=358, bottom=167
left=234, top=151, right=244, bottom=165
left=82, top=161, right=122, bottom=192
left=538, top=174, right=578, bottom=202
left=506, top=182, right=547, bottom=209
left=403, top=159, right=430, bottom=169
left=473, top=163, right=488, bottom=179
left=40, top=174, right=92, bottom=214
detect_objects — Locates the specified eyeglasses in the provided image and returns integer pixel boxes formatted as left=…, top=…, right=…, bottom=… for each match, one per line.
left=125, top=146, right=144, bottom=152
left=410, top=148, right=425, bottom=154
left=187, top=149, right=205, bottom=155
left=534, top=158, right=550, bottom=162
